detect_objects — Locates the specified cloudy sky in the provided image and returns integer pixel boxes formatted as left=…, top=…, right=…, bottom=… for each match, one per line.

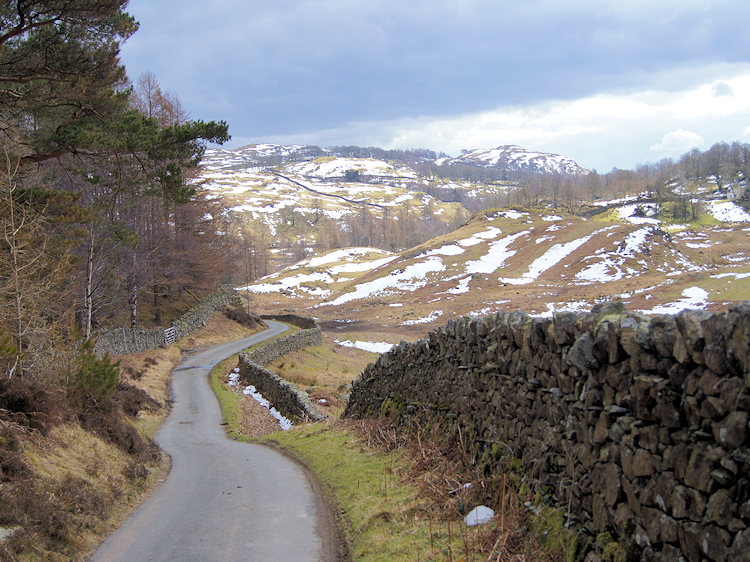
left=120, top=0, right=750, bottom=172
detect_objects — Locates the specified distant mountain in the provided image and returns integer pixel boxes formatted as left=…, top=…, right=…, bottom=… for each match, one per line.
left=206, top=143, right=588, bottom=177
left=441, top=145, right=590, bottom=176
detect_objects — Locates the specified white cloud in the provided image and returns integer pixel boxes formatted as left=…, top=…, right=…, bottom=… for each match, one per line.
left=262, top=64, right=750, bottom=170
left=650, top=129, right=704, bottom=153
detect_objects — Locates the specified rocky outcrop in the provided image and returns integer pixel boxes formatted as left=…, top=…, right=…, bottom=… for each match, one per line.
left=344, top=302, right=750, bottom=561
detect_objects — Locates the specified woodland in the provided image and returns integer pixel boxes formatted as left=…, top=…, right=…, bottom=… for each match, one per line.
left=0, top=1, right=234, bottom=385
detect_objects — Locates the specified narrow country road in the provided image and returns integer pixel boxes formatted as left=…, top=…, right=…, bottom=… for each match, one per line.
left=92, top=321, right=336, bottom=561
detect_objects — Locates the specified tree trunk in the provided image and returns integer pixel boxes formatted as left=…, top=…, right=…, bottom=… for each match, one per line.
left=153, top=281, right=161, bottom=324
left=84, top=225, right=95, bottom=339
left=128, top=254, right=138, bottom=330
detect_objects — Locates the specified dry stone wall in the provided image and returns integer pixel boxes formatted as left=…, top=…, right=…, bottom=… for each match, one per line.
left=238, top=314, right=325, bottom=422
left=93, top=288, right=237, bottom=357
left=344, top=302, right=750, bottom=561
left=245, top=314, right=323, bottom=366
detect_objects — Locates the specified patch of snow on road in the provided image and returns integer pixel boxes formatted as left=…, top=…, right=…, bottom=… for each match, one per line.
left=326, top=257, right=446, bottom=305
left=334, top=339, right=395, bottom=354
left=465, top=231, right=529, bottom=275
left=640, top=287, right=709, bottom=314
left=708, top=201, right=750, bottom=222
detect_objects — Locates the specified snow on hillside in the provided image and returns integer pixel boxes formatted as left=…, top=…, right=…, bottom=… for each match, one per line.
left=499, top=230, right=600, bottom=285
left=288, top=157, right=417, bottom=179
left=465, top=231, right=529, bottom=275
left=244, top=202, right=750, bottom=326
left=326, top=257, right=447, bottom=306
left=707, top=200, right=750, bottom=222
left=447, top=145, right=589, bottom=175
left=239, top=247, right=396, bottom=298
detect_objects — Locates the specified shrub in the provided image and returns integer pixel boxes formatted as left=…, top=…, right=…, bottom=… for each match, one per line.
left=71, top=340, right=120, bottom=403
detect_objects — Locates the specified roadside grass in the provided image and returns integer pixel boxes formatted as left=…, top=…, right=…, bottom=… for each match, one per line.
left=263, top=422, right=468, bottom=561
left=209, top=354, right=251, bottom=442
left=207, top=321, right=297, bottom=440
left=263, top=420, right=581, bottom=561
left=0, top=310, right=267, bottom=560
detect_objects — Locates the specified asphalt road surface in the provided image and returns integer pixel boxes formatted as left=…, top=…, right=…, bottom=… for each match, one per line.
left=92, top=321, right=336, bottom=561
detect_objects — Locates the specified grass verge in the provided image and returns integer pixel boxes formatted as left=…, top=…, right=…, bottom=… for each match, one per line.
left=262, top=422, right=469, bottom=561
left=209, top=323, right=583, bottom=561
left=209, top=355, right=251, bottom=442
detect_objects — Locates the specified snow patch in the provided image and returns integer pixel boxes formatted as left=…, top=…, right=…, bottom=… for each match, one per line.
left=325, top=257, right=446, bottom=305
left=458, top=227, right=502, bottom=247
left=708, top=200, right=750, bottom=222
left=465, top=231, right=529, bottom=275
left=334, top=339, right=395, bottom=354
left=500, top=233, right=594, bottom=285
left=403, top=310, right=443, bottom=325
left=640, top=287, right=709, bottom=314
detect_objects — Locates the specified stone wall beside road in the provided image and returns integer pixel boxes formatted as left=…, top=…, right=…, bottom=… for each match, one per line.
left=238, top=314, right=325, bottom=422
left=344, top=302, right=750, bottom=561
left=93, top=288, right=236, bottom=357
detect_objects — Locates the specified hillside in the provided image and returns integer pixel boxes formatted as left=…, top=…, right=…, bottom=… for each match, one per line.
left=441, top=144, right=590, bottom=175
left=196, top=143, right=599, bottom=273
left=242, top=193, right=750, bottom=345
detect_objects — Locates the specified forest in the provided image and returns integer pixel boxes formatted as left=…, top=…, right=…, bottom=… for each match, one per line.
left=0, top=1, right=237, bottom=385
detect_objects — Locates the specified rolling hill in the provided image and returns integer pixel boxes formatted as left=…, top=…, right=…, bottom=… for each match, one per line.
left=199, top=142, right=750, bottom=350
left=241, top=197, right=750, bottom=344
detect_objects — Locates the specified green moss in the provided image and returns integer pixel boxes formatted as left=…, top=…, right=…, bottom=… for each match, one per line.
left=597, top=532, right=630, bottom=562
left=379, top=397, right=405, bottom=419
left=529, top=504, right=590, bottom=562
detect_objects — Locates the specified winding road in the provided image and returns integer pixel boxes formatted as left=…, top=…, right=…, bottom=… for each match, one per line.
left=92, top=321, right=336, bottom=561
